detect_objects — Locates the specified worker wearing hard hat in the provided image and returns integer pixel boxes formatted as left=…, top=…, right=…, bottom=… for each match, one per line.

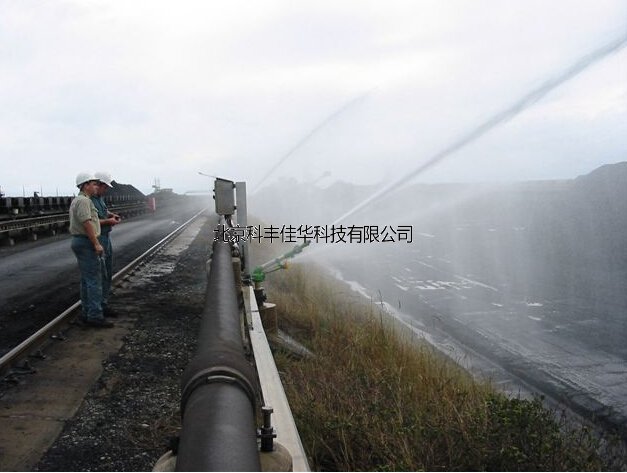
left=93, top=171, right=121, bottom=318
left=69, top=172, right=114, bottom=328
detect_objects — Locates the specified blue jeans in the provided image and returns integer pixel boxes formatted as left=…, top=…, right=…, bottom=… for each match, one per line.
left=71, top=236, right=104, bottom=321
left=98, top=233, right=113, bottom=308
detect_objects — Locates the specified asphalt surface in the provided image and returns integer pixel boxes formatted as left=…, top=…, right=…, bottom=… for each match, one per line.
left=0, top=198, right=206, bottom=355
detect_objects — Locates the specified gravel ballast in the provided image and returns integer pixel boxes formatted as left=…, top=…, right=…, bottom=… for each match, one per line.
left=36, top=220, right=211, bottom=472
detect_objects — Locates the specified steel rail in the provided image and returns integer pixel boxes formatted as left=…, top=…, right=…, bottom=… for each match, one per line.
left=0, top=208, right=207, bottom=377
left=112, top=209, right=206, bottom=280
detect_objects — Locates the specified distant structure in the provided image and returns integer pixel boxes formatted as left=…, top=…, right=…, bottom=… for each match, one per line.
left=152, top=178, right=161, bottom=192
left=151, top=178, right=173, bottom=194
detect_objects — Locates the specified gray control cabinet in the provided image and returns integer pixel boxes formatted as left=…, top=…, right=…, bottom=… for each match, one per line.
left=214, top=178, right=235, bottom=216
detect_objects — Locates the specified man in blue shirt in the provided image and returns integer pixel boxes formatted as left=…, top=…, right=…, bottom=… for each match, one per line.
left=93, top=171, right=121, bottom=318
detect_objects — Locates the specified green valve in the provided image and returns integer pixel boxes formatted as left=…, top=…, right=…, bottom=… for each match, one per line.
left=252, top=266, right=266, bottom=283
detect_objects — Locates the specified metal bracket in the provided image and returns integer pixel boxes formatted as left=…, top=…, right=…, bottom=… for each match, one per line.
left=258, top=406, right=277, bottom=452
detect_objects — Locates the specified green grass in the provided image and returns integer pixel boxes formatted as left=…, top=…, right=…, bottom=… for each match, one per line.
left=261, top=262, right=620, bottom=471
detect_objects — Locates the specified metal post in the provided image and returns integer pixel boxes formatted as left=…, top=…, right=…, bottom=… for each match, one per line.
left=235, top=181, right=250, bottom=281
left=259, top=406, right=277, bottom=452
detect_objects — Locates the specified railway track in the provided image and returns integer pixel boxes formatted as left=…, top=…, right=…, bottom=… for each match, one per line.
left=0, top=209, right=206, bottom=379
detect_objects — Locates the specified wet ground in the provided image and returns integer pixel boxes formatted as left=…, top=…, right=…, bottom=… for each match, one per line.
left=0, top=200, right=205, bottom=355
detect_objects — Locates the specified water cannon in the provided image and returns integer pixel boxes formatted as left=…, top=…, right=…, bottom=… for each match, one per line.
left=254, top=240, right=311, bottom=282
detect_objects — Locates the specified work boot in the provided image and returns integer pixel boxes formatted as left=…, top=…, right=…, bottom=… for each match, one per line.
left=85, top=318, right=114, bottom=328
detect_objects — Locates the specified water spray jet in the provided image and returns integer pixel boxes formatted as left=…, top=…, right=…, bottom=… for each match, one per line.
left=256, top=33, right=627, bottom=276
left=252, top=90, right=374, bottom=193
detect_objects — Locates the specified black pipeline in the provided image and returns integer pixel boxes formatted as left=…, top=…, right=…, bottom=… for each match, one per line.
left=176, top=235, right=260, bottom=471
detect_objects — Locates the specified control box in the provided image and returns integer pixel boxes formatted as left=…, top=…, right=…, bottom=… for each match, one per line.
left=214, top=178, right=235, bottom=216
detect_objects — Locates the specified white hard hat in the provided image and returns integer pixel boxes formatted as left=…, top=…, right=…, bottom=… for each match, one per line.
left=76, top=172, right=97, bottom=188
left=95, top=171, right=114, bottom=188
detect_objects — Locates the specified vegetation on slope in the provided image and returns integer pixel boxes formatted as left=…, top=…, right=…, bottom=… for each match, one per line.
left=263, top=264, right=619, bottom=471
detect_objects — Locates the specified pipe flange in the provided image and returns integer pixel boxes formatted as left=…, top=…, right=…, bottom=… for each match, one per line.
left=181, top=365, right=257, bottom=413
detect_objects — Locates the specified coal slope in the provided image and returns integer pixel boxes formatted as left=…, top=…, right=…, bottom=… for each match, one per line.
left=36, top=222, right=211, bottom=472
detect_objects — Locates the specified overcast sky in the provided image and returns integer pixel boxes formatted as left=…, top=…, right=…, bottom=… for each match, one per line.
left=1, top=0, right=625, bottom=196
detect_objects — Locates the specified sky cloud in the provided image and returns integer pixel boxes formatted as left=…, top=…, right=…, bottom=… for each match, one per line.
left=0, top=0, right=625, bottom=196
